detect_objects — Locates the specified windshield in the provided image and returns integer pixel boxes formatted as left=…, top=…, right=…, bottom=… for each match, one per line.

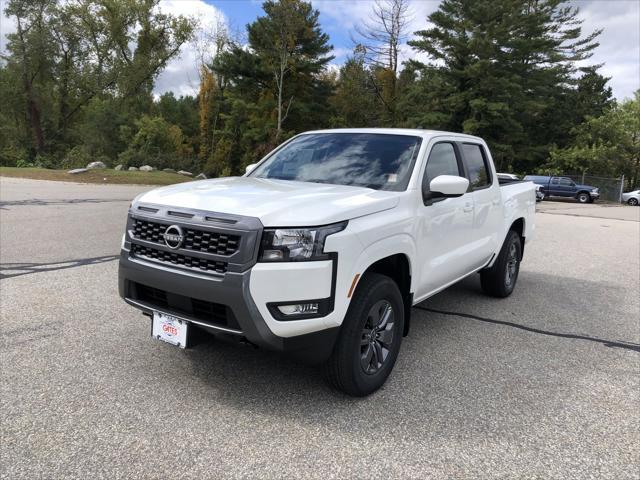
left=249, top=133, right=422, bottom=191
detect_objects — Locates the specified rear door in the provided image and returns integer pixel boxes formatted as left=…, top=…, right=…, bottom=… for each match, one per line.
left=415, top=140, right=476, bottom=298
left=557, top=177, right=577, bottom=197
left=459, top=142, right=503, bottom=267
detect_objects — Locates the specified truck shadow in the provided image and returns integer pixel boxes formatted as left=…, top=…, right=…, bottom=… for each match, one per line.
left=183, top=269, right=638, bottom=425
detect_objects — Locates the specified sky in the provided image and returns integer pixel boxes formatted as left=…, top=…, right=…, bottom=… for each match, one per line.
left=1, top=0, right=639, bottom=100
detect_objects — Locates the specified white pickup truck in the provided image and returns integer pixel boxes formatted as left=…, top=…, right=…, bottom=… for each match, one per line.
left=119, top=128, right=535, bottom=396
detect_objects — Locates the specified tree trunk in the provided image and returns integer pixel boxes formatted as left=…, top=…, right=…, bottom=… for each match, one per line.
left=17, top=18, right=45, bottom=153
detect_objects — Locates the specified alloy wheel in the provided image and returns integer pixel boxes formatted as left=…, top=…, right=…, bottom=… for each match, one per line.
left=360, top=300, right=395, bottom=375
left=505, top=242, right=518, bottom=287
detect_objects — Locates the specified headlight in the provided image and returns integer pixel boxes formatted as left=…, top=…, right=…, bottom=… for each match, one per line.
left=259, top=221, right=347, bottom=261
left=591, top=188, right=599, bottom=194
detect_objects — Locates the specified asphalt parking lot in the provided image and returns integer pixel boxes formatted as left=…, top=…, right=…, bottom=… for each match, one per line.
left=1, top=177, right=639, bottom=479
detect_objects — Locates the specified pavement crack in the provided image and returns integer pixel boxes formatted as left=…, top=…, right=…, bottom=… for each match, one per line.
left=0, top=255, right=119, bottom=279
left=0, top=198, right=132, bottom=209
left=413, top=305, right=640, bottom=353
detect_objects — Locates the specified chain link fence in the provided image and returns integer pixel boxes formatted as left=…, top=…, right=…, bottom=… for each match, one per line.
left=564, top=173, right=624, bottom=202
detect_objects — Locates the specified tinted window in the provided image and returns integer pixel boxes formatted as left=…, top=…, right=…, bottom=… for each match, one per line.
left=551, top=178, right=560, bottom=185
left=523, top=175, right=548, bottom=184
left=424, top=143, right=461, bottom=187
left=462, top=143, right=491, bottom=189
left=250, top=133, right=422, bottom=191
left=560, top=178, right=573, bottom=186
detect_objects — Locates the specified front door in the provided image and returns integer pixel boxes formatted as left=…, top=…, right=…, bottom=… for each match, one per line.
left=415, top=141, right=476, bottom=299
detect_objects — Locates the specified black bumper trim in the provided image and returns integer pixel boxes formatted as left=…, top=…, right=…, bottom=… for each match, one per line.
left=125, top=298, right=244, bottom=335
left=119, top=252, right=340, bottom=363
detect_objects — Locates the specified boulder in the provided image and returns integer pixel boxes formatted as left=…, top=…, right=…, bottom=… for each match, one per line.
left=177, top=170, right=193, bottom=177
left=195, top=173, right=207, bottom=180
left=68, top=168, right=88, bottom=174
left=139, top=165, right=154, bottom=172
left=86, top=161, right=106, bottom=169
left=163, top=168, right=176, bottom=173
left=128, top=166, right=139, bottom=171
left=114, top=164, right=123, bottom=171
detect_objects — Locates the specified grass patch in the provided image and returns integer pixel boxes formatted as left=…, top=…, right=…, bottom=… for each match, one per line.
left=0, top=167, right=192, bottom=186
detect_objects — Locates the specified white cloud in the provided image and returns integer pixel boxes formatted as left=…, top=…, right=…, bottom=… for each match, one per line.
left=0, top=0, right=17, bottom=58
left=572, top=0, right=639, bottom=100
left=153, top=0, right=228, bottom=98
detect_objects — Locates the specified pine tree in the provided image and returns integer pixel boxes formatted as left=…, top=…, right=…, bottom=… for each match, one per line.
left=407, top=0, right=606, bottom=172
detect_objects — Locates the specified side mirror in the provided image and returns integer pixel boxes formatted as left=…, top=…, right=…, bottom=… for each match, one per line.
left=424, top=175, right=469, bottom=203
left=245, top=163, right=257, bottom=174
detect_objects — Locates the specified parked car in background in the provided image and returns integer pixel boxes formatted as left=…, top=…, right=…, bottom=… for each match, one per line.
left=497, top=173, right=543, bottom=202
left=534, top=184, right=544, bottom=202
left=523, top=175, right=600, bottom=203
left=622, top=189, right=640, bottom=206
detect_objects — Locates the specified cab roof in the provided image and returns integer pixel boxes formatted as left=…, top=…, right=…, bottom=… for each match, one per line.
left=301, top=127, right=485, bottom=142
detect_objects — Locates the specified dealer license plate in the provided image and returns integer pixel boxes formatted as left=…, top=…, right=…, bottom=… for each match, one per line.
left=152, top=312, right=188, bottom=348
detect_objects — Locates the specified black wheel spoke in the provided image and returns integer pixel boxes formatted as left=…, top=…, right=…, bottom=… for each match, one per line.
left=360, top=299, right=396, bottom=375
left=373, top=342, right=384, bottom=368
left=378, top=303, right=392, bottom=329
left=361, top=344, right=374, bottom=371
left=377, top=327, right=394, bottom=347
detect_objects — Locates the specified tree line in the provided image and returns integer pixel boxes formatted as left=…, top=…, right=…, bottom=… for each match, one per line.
left=1, top=0, right=638, bottom=188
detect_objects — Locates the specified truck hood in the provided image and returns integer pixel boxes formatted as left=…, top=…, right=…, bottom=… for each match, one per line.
left=136, top=177, right=400, bottom=226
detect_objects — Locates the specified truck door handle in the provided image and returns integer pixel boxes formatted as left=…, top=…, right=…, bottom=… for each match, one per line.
left=463, top=202, right=473, bottom=212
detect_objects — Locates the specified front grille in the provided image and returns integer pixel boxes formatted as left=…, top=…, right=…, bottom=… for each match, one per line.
left=131, top=244, right=227, bottom=274
left=132, top=218, right=240, bottom=256
left=134, top=283, right=239, bottom=330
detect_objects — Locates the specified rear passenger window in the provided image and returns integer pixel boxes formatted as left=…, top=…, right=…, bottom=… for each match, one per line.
left=424, top=143, right=461, bottom=187
left=462, top=144, right=491, bottom=189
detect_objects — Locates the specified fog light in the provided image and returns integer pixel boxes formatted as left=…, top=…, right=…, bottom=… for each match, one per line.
left=277, top=303, right=319, bottom=316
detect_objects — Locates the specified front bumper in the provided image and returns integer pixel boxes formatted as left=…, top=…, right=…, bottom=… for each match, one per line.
left=118, top=252, right=339, bottom=363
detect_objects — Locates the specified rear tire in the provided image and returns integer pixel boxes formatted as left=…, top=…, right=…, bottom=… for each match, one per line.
left=480, top=230, right=522, bottom=298
left=628, top=198, right=639, bottom=206
left=324, top=273, right=404, bottom=397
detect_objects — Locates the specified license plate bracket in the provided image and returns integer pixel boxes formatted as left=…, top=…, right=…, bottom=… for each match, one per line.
left=152, top=311, right=188, bottom=348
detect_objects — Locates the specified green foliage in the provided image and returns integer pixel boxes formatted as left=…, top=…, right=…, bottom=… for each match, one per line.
left=0, top=0, right=620, bottom=183
left=2, top=0, right=195, bottom=160
left=330, top=57, right=378, bottom=127
left=204, top=0, right=334, bottom=177
left=405, top=0, right=611, bottom=172
left=118, top=115, right=195, bottom=171
left=62, top=146, right=93, bottom=169
left=545, top=92, right=640, bottom=188
left=0, top=145, right=27, bottom=167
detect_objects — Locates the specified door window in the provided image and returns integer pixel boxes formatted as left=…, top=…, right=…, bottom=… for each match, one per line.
left=423, top=142, right=461, bottom=189
left=462, top=143, right=491, bottom=189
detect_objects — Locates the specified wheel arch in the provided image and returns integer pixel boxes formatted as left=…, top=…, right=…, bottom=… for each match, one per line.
left=576, top=190, right=591, bottom=200
left=360, top=253, right=413, bottom=337
left=509, top=217, right=526, bottom=260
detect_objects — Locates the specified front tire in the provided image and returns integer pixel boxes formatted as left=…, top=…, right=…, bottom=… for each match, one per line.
left=628, top=198, right=639, bottom=206
left=324, top=273, right=404, bottom=397
left=577, top=192, right=590, bottom=203
left=480, top=230, right=522, bottom=298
